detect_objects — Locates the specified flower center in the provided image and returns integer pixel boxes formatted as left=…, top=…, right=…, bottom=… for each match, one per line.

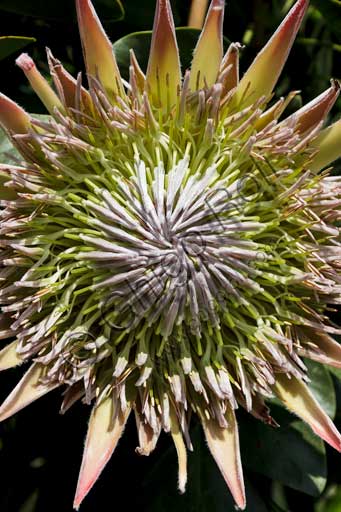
left=85, top=157, right=265, bottom=340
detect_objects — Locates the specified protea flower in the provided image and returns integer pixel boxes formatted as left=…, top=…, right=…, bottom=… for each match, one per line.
left=1, top=0, right=341, bottom=508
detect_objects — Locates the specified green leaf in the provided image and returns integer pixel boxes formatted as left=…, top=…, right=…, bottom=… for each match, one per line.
left=0, top=36, right=36, bottom=61
left=141, top=425, right=268, bottom=512
left=239, top=405, right=327, bottom=497
left=0, top=127, right=20, bottom=164
left=0, top=127, right=21, bottom=199
left=305, top=359, right=336, bottom=419
left=0, top=113, right=49, bottom=165
left=0, top=0, right=124, bottom=21
left=328, top=367, right=341, bottom=381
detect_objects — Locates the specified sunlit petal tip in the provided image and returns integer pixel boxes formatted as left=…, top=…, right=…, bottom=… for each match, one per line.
left=255, top=90, right=299, bottom=130
left=75, top=0, right=124, bottom=97
left=235, top=0, right=309, bottom=106
left=130, top=49, right=145, bottom=75
left=0, top=363, right=59, bottom=422
left=310, top=118, right=341, bottom=171
left=73, top=396, right=131, bottom=510
left=0, top=92, right=30, bottom=134
left=274, top=373, right=341, bottom=452
left=170, top=411, right=188, bottom=494
left=189, top=0, right=225, bottom=91
left=202, top=408, right=246, bottom=510
left=16, top=53, right=64, bottom=115
left=130, top=49, right=146, bottom=92
left=254, top=400, right=279, bottom=427
left=146, top=0, right=181, bottom=110
left=221, top=42, right=242, bottom=68
left=188, top=0, right=209, bottom=29
left=135, top=410, right=160, bottom=456
left=220, top=43, right=241, bottom=94
left=46, top=48, right=91, bottom=108
left=287, top=79, right=340, bottom=134
left=0, top=341, right=22, bottom=371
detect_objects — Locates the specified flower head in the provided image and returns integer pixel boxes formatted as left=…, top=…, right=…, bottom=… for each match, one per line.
left=1, top=0, right=341, bottom=509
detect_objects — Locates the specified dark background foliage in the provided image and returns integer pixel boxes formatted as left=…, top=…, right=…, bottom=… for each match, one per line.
left=0, top=1, right=341, bottom=511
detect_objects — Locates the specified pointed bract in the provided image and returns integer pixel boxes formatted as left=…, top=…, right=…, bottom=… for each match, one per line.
left=46, top=49, right=91, bottom=109
left=310, top=119, right=341, bottom=171
left=255, top=91, right=299, bottom=131
left=0, top=341, right=22, bottom=371
left=235, top=0, right=309, bottom=106
left=73, top=396, right=131, bottom=510
left=189, top=0, right=225, bottom=91
left=202, top=407, right=246, bottom=510
left=130, top=49, right=146, bottom=95
left=188, top=0, right=209, bottom=29
left=146, top=0, right=181, bottom=110
left=220, top=43, right=240, bottom=95
left=285, top=80, right=340, bottom=134
left=0, top=92, right=30, bottom=134
left=0, top=364, right=59, bottom=422
left=16, top=53, right=64, bottom=115
left=76, top=0, right=124, bottom=97
left=274, top=373, right=341, bottom=452
left=170, top=413, right=188, bottom=494
left=135, top=410, right=160, bottom=456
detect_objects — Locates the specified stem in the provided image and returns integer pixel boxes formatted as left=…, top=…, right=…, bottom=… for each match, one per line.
left=188, top=0, right=209, bottom=29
